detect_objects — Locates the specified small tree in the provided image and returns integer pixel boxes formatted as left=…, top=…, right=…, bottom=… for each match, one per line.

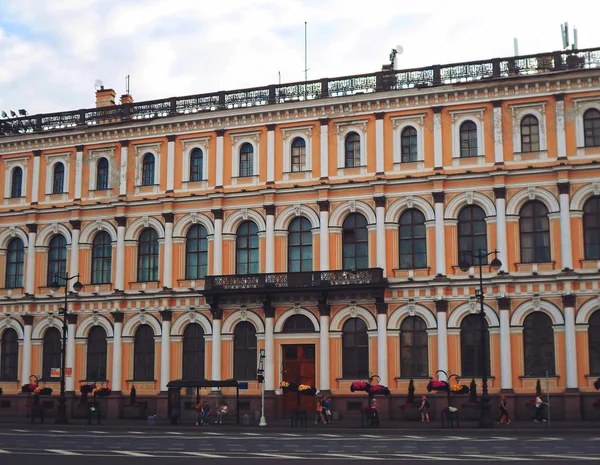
left=535, top=379, right=542, bottom=397
left=407, top=379, right=415, bottom=404
left=469, top=378, right=478, bottom=403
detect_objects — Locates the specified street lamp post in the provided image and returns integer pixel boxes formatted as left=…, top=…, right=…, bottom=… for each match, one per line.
left=257, top=349, right=267, bottom=426
left=459, top=250, right=502, bottom=428
left=50, top=274, right=83, bottom=425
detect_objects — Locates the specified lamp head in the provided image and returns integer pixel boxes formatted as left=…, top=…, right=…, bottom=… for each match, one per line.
left=50, top=281, right=60, bottom=292
left=458, top=259, right=471, bottom=273
left=490, top=257, right=502, bottom=270
left=259, top=349, right=265, bottom=358
left=72, top=281, right=83, bottom=292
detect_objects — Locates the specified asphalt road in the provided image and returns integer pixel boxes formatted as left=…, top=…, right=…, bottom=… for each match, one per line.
left=0, top=425, right=598, bottom=464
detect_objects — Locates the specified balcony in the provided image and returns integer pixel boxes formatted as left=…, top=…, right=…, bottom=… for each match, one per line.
left=202, top=268, right=386, bottom=296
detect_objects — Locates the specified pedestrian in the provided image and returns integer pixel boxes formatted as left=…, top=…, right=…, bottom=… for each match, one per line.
left=314, top=396, right=326, bottom=425
left=419, top=395, right=430, bottom=423
left=534, top=394, right=547, bottom=422
left=322, top=396, right=332, bottom=424
left=497, top=394, right=511, bottom=425
left=195, top=401, right=202, bottom=426
left=215, top=402, right=228, bottom=424
left=201, top=401, right=212, bottom=425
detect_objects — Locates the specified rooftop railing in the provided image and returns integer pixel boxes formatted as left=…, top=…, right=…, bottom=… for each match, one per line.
left=1, top=47, right=599, bottom=138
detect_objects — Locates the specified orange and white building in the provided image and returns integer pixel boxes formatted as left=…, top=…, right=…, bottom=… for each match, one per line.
left=0, top=46, right=600, bottom=420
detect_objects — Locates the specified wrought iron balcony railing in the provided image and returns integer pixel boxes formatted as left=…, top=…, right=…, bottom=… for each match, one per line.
left=1, top=47, right=599, bottom=138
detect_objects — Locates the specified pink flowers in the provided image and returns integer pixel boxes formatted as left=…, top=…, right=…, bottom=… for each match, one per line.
left=427, top=379, right=450, bottom=392
left=350, top=381, right=369, bottom=392
left=368, top=385, right=390, bottom=396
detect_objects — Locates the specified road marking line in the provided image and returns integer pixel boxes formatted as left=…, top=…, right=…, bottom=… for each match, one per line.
left=461, top=454, right=533, bottom=461
left=183, top=452, right=228, bottom=458
left=203, top=432, right=224, bottom=436
left=253, top=453, right=303, bottom=459
left=46, top=449, right=82, bottom=456
left=113, top=451, right=154, bottom=457
left=88, top=431, right=109, bottom=434
left=324, top=453, right=380, bottom=460
left=242, top=432, right=261, bottom=436
left=126, top=431, right=145, bottom=434
left=445, top=436, right=470, bottom=440
left=490, top=437, right=516, bottom=441
left=536, top=454, right=598, bottom=461
left=166, top=432, right=185, bottom=435
left=318, top=434, right=342, bottom=438
left=360, top=434, right=382, bottom=438
left=0, top=449, right=10, bottom=454
left=394, top=454, right=458, bottom=461
left=401, top=435, right=425, bottom=439
left=48, top=430, right=68, bottom=433
left=12, top=429, right=29, bottom=433
left=279, top=433, right=301, bottom=437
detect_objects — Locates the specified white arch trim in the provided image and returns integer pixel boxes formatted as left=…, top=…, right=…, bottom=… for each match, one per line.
left=122, top=313, right=162, bottom=337
left=75, top=315, right=114, bottom=338
left=124, top=217, right=165, bottom=241
left=511, top=300, right=565, bottom=326
left=274, top=308, right=320, bottom=332
left=447, top=302, right=500, bottom=328
left=445, top=192, right=497, bottom=219
left=173, top=213, right=215, bottom=237
left=171, top=311, right=213, bottom=336
left=0, top=227, right=29, bottom=249
left=222, top=310, right=265, bottom=334
left=223, top=210, right=266, bottom=234
left=329, top=306, right=377, bottom=331
left=329, top=201, right=377, bottom=228
left=570, top=183, right=600, bottom=211
left=274, top=205, right=320, bottom=231
left=0, top=318, right=24, bottom=339
left=387, top=304, right=437, bottom=329
left=576, top=297, right=600, bottom=325
left=35, top=223, right=72, bottom=247
left=385, top=197, right=435, bottom=223
left=79, top=221, right=118, bottom=244
left=32, top=317, right=64, bottom=339
left=506, top=187, right=560, bottom=216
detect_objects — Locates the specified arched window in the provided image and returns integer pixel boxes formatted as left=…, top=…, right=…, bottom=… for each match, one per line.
left=141, top=153, right=155, bottom=186
left=234, top=322, right=257, bottom=380
left=47, top=234, right=67, bottom=286
left=400, top=316, right=428, bottom=378
left=458, top=206, right=488, bottom=267
left=520, top=201, right=550, bottom=263
left=5, top=238, right=24, bottom=289
left=10, top=167, right=22, bottom=198
left=523, top=312, right=555, bottom=376
left=236, top=221, right=259, bottom=275
left=288, top=217, right=312, bottom=272
left=182, top=323, right=205, bottom=379
left=189, top=148, right=204, bottom=182
left=138, top=228, right=159, bottom=282
left=96, top=157, right=109, bottom=190
left=86, top=326, right=107, bottom=380
left=399, top=209, right=426, bottom=269
left=52, top=162, right=65, bottom=194
left=0, top=328, right=18, bottom=381
left=282, top=314, right=314, bottom=332
left=42, top=328, right=61, bottom=379
left=520, top=115, right=540, bottom=152
left=584, top=108, right=600, bottom=147
left=344, top=132, right=360, bottom=168
left=342, top=318, right=369, bottom=379
left=186, top=225, right=208, bottom=279
left=133, top=324, right=155, bottom=381
left=239, top=143, right=254, bottom=177
left=460, top=314, right=490, bottom=377
left=459, top=121, right=478, bottom=158
left=91, top=232, right=112, bottom=284
left=583, top=196, right=600, bottom=260
left=342, top=213, right=368, bottom=270
left=291, top=137, right=306, bottom=172
left=589, top=310, right=600, bottom=375
left=401, top=127, right=418, bottom=163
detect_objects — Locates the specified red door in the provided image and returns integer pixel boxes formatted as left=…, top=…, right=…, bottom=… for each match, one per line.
left=282, top=344, right=316, bottom=414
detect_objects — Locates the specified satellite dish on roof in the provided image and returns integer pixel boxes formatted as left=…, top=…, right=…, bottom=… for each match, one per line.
left=94, top=79, right=104, bottom=90
left=395, top=45, right=404, bottom=55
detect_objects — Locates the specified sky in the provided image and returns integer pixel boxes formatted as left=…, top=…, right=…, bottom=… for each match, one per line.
left=0, top=0, right=599, bottom=115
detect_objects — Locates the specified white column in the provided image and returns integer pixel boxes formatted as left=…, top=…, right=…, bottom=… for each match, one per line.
left=375, top=198, right=386, bottom=274
left=434, top=193, right=446, bottom=276
left=563, top=296, right=578, bottom=389
left=166, top=136, right=175, bottom=191
left=69, top=222, right=80, bottom=291
left=31, top=152, right=41, bottom=203
left=376, top=311, right=388, bottom=387
left=375, top=114, right=384, bottom=173
left=112, top=315, right=123, bottom=392
left=559, top=183, right=573, bottom=270
left=163, top=214, right=174, bottom=288
left=25, top=226, right=37, bottom=295
left=211, top=317, right=222, bottom=384
left=265, top=312, right=275, bottom=391
left=66, top=317, right=77, bottom=391
left=115, top=218, right=126, bottom=291
left=499, top=306, right=513, bottom=390
left=265, top=206, right=275, bottom=273
left=319, top=202, right=330, bottom=271
left=320, top=119, right=329, bottom=178
left=216, top=131, right=224, bottom=187
left=21, top=318, right=33, bottom=383
left=319, top=308, right=330, bottom=391
left=493, top=103, right=504, bottom=164
left=267, top=126, right=275, bottom=183
left=555, top=96, right=567, bottom=159
left=436, top=303, right=448, bottom=381
left=494, top=188, right=508, bottom=273
left=160, top=312, right=171, bottom=392
left=119, top=141, right=128, bottom=196
left=74, top=146, right=83, bottom=199
left=213, top=210, right=223, bottom=275
left=433, top=109, right=443, bottom=168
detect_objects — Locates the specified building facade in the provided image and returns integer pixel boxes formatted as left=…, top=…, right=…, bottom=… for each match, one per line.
left=0, top=47, right=600, bottom=420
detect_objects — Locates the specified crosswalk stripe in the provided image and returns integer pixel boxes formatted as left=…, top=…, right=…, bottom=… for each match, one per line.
left=318, top=434, right=342, bottom=438
left=242, top=432, right=261, bottom=436
left=12, top=429, right=29, bottom=433
left=394, top=454, right=458, bottom=461
left=462, top=454, right=533, bottom=461
left=166, top=432, right=185, bottom=435
left=536, top=454, right=598, bottom=461
left=360, top=435, right=382, bottom=438
left=401, top=435, right=425, bottom=439
left=48, top=430, right=68, bottom=433
left=0, top=449, right=10, bottom=454
left=279, top=433, right=301, bottom=437
left=203, top=432, right=224, bottom=436
left=253, top=452, right=303, bottom=459
left=183, top=452, right=228, bottom=458
left=113, top=451, right=154, bottom=457
left=46, top=449, right=82, bottom=456
left=88, top=431, right=109, bottom=434
left=127, top=431, right=145, bottom=435
left=325, top=453, right=380, bottom=460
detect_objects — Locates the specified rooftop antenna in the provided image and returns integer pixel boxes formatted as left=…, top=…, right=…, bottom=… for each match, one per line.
left=278, top=71, right=281, bottom=85
left=304, top=21, right=308, bottom=99
left=126, top=75, right=130, bottom=94
left=573, top=27, right=578, bottom=50
left=389, top=45, right=403, bottom=70
left=561, top=22, right=569, bottom=49
left=94, top=79, right=104, bottom=90
left=513, top=38, right=519, bottom=56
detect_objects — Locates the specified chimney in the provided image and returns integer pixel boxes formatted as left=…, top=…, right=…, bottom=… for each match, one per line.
left=120, top=93, right=134, bottom=105
left=95, top=86, right=116, bottom=108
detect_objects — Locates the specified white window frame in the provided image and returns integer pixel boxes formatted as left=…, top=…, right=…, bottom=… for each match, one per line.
left=510, top=103, right=547, bottom=160
left=3, top=157, right=28, bottom=204
left=87, top=147, right=115, bottom=193
left=181, top=137, right=210, bottom=190
left=335, top=119, right=368, bottom=175
left=450, top=109, right=485, bottom=166
left=44, top=152, right=70, bottom=202
left=391, top=114, right=425, bottom=172
left=574, top=98, right=600, bottom=156
left=282, top=125, right=313, bottom=179
left=230, top=130, right=260, bottom=186
left=133, top=142, right=162, bottom=194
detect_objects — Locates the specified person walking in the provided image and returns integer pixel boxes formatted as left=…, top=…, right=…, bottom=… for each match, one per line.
left=419, top=395, right=430, bottom=423
left=497, top=394, right=511, bottom=425
left=534, top=394, right=547, bottom=422
left=314, top=396, right=326, bottom=425
left=201, top=401, right=212, bottom=425
left=322, top=396, right=332, bottom=424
